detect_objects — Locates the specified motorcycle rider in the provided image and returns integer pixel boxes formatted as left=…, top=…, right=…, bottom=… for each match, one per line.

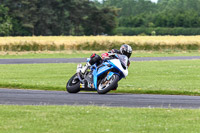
left=77, top=44, right=132, bottom=74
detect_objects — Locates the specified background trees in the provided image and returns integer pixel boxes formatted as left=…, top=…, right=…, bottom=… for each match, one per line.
left=1, top=0, right=200, bottom=36
left=104, top=0, right=200, bottom=28
left=0, top=5, right=13, bottom=36
left=103, top=0, right=200, bottom=35
left=0, top=0, right=117, bottom=36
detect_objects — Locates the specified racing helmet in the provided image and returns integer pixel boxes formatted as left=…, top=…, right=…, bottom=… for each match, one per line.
left=120, top=44, right=132, bottom=58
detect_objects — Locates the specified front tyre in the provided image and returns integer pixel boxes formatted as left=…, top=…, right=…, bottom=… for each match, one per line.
left=97, top=74, right=119, bottom=94
left=66, top=73, right=80, bottom=93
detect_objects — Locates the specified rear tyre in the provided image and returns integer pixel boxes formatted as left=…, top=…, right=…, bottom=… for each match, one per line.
left=97, top=74, right=119, bottom=94
left=66, top=73, right=80, bottom=93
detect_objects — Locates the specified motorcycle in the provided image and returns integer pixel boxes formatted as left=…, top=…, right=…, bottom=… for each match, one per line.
left=66, top=54, right=129, bottom=94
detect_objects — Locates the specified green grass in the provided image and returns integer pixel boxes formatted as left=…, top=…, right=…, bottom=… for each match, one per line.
left=0, top=60, right=200, bottom=95
left=0, top=105, right=200, bottom=133
left=0, top=51, right=92, bottom=59
left=0, top=50, right=199, bottom=59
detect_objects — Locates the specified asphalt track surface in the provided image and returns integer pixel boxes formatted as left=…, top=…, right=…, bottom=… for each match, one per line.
left=1, top=88, right=200, bottom=109
left=0, top=56, right=200, bottom=64
left=1, top=56, right=200, bottom=108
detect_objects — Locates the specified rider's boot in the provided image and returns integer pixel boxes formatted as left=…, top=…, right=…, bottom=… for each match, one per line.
left=80, top=62, right=91, bottom=74
left=77, top=62, right=91, bottom=89
left=76, top=64, right=83, bottom=73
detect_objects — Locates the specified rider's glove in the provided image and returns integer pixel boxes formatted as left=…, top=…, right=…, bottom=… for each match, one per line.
left=108, top=52, right=115, bottom=56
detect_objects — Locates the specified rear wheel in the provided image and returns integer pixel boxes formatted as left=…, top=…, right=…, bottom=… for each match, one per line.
left=66, top=74, right=80, bottom=93
left=97, top=74, right=119, bottom=94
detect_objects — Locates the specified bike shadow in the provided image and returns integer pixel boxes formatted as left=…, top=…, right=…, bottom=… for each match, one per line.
left=67, top=92, right=125, bottom=95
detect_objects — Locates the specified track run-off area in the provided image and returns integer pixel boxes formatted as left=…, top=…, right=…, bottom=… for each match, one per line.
left=0, top=56, right=200, bottom=64
left=1, top=88, right=200, bottom=109
left=1, top=56, right=200, bottom=108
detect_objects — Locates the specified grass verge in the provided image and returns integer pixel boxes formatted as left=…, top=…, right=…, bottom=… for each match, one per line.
left=0, top=50, right=199, bottom=59
left=0, top=60, right=200, bottom=95
left=0, top=105, right=200, bottom=133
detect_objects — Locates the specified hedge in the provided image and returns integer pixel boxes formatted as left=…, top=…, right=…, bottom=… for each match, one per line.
left=116, top=27, right=200, bottom=36
left=0, top=41, right=199, bottom=51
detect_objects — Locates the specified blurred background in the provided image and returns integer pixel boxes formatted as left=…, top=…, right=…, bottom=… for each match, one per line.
left=1, top=0, right=200, bottom=36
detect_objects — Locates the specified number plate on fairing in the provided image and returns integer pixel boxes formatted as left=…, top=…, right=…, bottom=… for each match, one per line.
left=97, top=66, right=111, bottom=75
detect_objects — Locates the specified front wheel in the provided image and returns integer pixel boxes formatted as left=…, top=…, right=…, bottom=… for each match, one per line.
left=97, top=74, right=119, bottom=94
left=66, top=74, right=80, bottom=93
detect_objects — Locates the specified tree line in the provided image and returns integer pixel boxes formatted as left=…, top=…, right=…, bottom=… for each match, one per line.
left=105, top=0, right=200, bottom=28
left=103, top=0, right=200, bottom=35
left=1, top=0, right=200, bottom=36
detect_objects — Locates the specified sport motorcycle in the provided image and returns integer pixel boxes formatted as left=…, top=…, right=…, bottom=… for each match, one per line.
left=66, top=54, right=129, bottom=94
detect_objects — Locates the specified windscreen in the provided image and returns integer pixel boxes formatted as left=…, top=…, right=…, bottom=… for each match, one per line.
left=118, top=54, right=128, bottom=68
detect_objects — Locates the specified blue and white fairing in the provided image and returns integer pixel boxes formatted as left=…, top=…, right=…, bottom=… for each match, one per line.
left=90, top=54, right=129, bottom=90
